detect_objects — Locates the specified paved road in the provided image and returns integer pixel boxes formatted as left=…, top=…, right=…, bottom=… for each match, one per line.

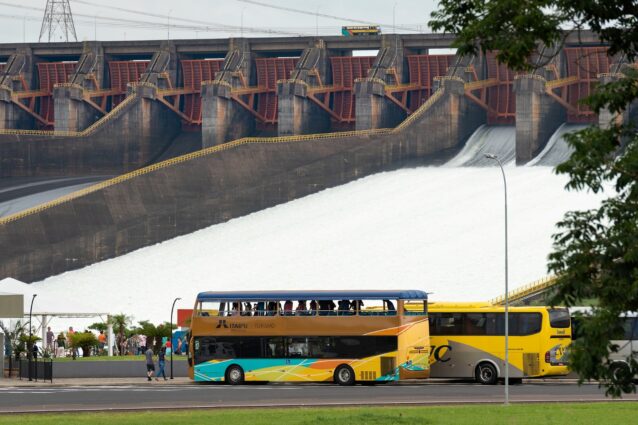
left=1, top=382, right=636, bottom=413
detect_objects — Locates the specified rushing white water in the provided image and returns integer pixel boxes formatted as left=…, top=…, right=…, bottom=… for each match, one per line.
left=0, top=166, right=607, bottom=330
left=528, top=124, right=589, bottom=167
left=446, top=125, right=517, bottom=167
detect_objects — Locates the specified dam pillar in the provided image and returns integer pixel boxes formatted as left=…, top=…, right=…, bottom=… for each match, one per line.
left=354, top=78, right=405, bottom=130
left=0, top=86, right=34, bottom=130
left=598, top=69, right=638, bottom=129
left=53, top=84, right=97, bottom=132
left=201, top=81, right=255, bottom=148
left=355, top=34, right=407, bottom=130
left=277, top=43, right=332, bottom=136
left=514, top=75, right=565, bottom=164
left=277, top=80, right=331, bottom=136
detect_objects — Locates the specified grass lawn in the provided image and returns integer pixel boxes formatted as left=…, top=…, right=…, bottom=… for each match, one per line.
left=2, top=403, right=637, bottom=425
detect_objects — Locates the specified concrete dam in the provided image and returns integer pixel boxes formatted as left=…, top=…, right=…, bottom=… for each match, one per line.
left=0, top=32, right=631, bottom=282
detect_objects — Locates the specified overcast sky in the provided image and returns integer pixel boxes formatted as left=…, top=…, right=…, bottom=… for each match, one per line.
left=1, top=0, right=440, bottom=43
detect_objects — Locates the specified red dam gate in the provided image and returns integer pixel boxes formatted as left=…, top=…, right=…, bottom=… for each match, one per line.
left=485, top=52, right=516, bottom=125
left=329, top=56, right=375, bottom=122
left=564, top=47, right=610, bottom=123
left=180, top=59, right=223, bottom=124
left=108, top=61, right=149, bottom=107
left=37, top=62, right=77, bottom=126
left=255, top=57, right=297, bottom=123
left=407, top=54, right=455, bottom=112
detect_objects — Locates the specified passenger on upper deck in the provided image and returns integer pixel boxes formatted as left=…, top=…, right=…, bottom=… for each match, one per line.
left=385, top=299, right=396, bottom=315
left=338, top=300, right=351, bottom=316
left=318, top=300, right=336, bottom=316
left=255, top=302, right=265, bottom=316
left=266, top=301, right=277, bottom=316
left=242, top=302, right=253, bottom=316
left=283, top=300, right=293, bottom=316
left=230, top=302, right=241, bottom=316
left=309, top=300, right=318, bottom=316
left=351, top=300, right=364, bottom=314
left=295, top=300, right=307, bottom=316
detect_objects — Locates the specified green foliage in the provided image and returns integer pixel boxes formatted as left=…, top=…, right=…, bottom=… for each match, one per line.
left=430, top=0, right=638, bottom=72
left=430, top=0, right=638, bottom=397
left=88, top=322, right=108, bottom=333
left=109, top=313, right=132, bottom=356
left=70, top=332, right=98, bottom=357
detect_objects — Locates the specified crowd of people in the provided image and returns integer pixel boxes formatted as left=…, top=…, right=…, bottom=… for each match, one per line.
left=36, top=325, right=187, bottom=359
left=217, top=299, right=396, bottom=317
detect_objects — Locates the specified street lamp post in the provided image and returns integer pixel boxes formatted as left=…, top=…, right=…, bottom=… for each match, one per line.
left=28, top=294, right=37, bottom=381
left=170, top=297, right=181, bottom=379
left=484, top=153, right=509, bottom=405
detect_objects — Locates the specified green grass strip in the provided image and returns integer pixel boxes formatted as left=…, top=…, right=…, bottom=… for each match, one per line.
left=2, top=403, right=637, bottom=425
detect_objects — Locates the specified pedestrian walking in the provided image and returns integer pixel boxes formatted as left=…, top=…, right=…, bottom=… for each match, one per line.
left=45, top=327, right=54, bottom=353
left=176, top=337, right=182, bottom=355
left=156, top=346, right=167, bottom=381
left=56, top=332, right=66, bottom=358
left=98, top=330, right=107, bottom=354
left=145, top=346, right=155, bottom=381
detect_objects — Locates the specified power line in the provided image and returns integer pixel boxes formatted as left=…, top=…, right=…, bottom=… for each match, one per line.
left=233, top=0, right=422, bottom=32
left=39, top=0, right=77, bottom=42
left=70, top=0, right=309, bottom=36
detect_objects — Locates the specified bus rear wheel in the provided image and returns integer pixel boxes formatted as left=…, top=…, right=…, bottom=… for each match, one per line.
left=475, top=362, right=498, bottom=385
left=610, top=362, right=632, bottom=386
left=334, top=365, right=355, bottom=386
left=225, top=365, right=245, bottom=385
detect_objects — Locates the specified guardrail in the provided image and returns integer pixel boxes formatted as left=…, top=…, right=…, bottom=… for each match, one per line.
left=0, top=85, right=141, bottom=137
left=17, top=357, right=53, bottom=383
left=0, top=128, right=392, bottom=225
left=489, top=275, right=558, bottom=305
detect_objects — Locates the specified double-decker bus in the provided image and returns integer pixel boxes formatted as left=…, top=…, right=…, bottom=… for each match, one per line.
left=415, top=302, right=571, bottom=384
left=187, top=290, right=429, bottom=385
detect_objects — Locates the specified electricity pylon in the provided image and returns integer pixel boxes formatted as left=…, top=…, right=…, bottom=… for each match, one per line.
left=39, top=0, right=78, bottom=42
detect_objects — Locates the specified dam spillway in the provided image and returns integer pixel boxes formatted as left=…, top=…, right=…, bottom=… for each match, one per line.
left=0, top=31, right=630, bottom=283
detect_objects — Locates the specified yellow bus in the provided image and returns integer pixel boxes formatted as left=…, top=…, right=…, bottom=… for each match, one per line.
left=187, top=290, right=429, bottom=385
left=417, top=302, right=571, bottom=384
left=341, top=26, right=381, bottom=36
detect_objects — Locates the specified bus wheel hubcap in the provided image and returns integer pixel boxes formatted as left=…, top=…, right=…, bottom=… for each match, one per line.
left=481, top=368, right=492, bottom=381
left=339, top=369, right=350, bottom=382
left=230, top=369, right=241, bottom=381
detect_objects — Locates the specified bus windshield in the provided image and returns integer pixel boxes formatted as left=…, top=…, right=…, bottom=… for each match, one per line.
left=548, top=308, right=571, bottom=328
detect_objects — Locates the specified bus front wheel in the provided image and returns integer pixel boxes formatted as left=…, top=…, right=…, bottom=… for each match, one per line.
left=334, top=365, right=355, bottom=386
left=225, top=365, right=245, bottom=385
left=475, top=362, right=498, bottom=385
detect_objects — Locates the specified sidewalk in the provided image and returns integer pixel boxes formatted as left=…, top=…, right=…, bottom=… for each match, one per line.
left=0, top=377, right=193, bottom=387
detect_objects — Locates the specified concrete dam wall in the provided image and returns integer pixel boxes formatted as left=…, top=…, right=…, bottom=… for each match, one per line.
left=0, top=77, right=485, bottom=282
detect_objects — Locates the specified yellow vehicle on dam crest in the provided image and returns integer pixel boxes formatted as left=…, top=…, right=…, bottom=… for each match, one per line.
left=187, top=290, right=430, bottom=385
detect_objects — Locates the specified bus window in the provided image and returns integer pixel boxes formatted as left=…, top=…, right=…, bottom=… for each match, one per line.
left=622, top=317, right=636, bottom=340
left=265, top=337, right=285, bottom=357
left=431, top=313, right=463, bottom=335
left=548, top=308, right=571, bottom=328
left=517, top=313, right=542, bottom=335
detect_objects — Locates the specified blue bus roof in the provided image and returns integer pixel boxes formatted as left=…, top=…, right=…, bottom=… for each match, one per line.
left=196, top=290, right=427, bottom=302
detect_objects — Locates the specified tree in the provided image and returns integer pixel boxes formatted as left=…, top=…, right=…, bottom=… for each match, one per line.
left=70, top=331, right=98, bottom=357
left=88, top=322, right=108, bottom=333
left=430, top=1, right=638, bottom=396
left=109, top=314, right=132, bottom=356
left=135, top=321, right=176, bottom=353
